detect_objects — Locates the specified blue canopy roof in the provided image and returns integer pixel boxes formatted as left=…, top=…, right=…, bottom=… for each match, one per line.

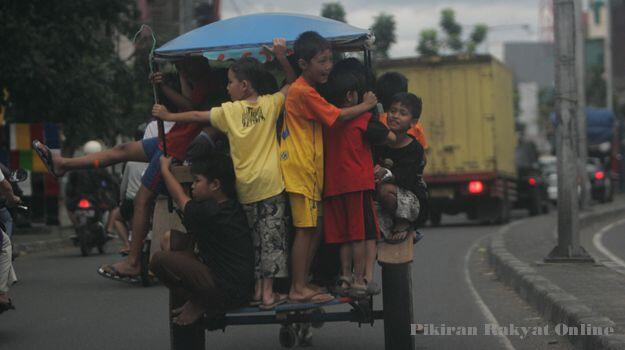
left=154, top=13, right=372, bottom=62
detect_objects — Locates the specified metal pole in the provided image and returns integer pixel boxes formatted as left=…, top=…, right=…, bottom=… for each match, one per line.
left=546, top=0, right=593, bottom=263
left=575, top=0, right=590, bottom=209
left=605, top=0, right=614, bottom=111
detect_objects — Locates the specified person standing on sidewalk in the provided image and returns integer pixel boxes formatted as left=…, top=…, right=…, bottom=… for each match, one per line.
left=0, top=165, right=21, bottom=313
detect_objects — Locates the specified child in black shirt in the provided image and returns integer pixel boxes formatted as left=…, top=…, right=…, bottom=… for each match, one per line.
left=374, top=92, right=427, bottom=242
left=150, top=153, right=254, bottom=326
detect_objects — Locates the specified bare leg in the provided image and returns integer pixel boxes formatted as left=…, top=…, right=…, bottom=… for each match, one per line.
left=289, top=227, right=324, bottom=300
left=377, top=183, right=398, bottom=213
left=364, top=239, right=377, bottom=283
left=339, top=243, right=352, bottom=280
left=351, top=241, right=366, bottom=286
left=108, top=185, right=155, bottom=276
left=253, top=280, right=262, bottom=302
left=36, top=141, right=148, bottom=176
left=160, top=230, right=171, bottom=252
left=305, top=221, right=324, bottom=291
left=172, top=299, right=207, bottom=326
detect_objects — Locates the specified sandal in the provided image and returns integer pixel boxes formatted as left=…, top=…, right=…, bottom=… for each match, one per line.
left=364, top=279, right=381, bottom=296
left=385, top=230, right=409, bottom=244
left=288, top=292, right=335, bottom=305
left=0, top=299, right=15, bottom=313
left=258, top=293, right=288, bottom=310
left=333, top=276, right=352, bottom=296
left=97, top=264, right=141, bottom=284
left=348, top=282, right=367, bottom=298
left=32, top=140, right=60, bottom=177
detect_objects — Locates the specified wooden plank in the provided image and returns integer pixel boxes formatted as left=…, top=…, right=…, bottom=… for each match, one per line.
left=377, top=239, right=413, bottom=264
left=150, top=196, right=186, bottom=257
left=171, top=165, right=193, bottom=183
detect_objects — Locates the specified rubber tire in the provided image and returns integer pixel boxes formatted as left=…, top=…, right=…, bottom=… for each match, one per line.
left=429, top=211, right=442, bottom=226
left=528, top=189, right=542, bottom=216
left=279, top=325, right=297, bottom=348
left=311, top=308, right=325, bottom=329
left=79, top=234, right=90, bottom=257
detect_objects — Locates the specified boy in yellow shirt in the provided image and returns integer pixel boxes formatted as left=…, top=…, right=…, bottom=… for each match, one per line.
left=280, top=31, right=378, bottom=303
left=152, top=39, right=295, bottom=310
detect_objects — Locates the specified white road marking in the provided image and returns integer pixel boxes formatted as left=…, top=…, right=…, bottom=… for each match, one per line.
left=464, top=223, right=520, bottom=350
left=592, top=218, right=625, bottom=268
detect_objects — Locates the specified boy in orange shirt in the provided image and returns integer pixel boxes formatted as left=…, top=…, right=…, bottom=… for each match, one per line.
left=377, top=72, right=428, bottom=149
left=279, top=31, right=378, bottom=303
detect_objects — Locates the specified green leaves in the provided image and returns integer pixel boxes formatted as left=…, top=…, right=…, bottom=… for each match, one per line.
left=0, top=0, right=145, bottom=149
left=371, top=13, right=396, bottom=59
left=321, top=2, right=346, bottom=23
left=416, top=8, right=489, bottom=57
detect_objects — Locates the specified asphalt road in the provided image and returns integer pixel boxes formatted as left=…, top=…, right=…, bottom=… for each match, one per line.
left=1, top=212, right=573, bottom=350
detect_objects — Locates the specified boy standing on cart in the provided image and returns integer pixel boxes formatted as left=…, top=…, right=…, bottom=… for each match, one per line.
left=279, top=31, right=378, bottom=303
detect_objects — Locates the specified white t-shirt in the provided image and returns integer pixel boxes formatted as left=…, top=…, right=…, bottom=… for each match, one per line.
left=144, top=120, right=174, bottom=139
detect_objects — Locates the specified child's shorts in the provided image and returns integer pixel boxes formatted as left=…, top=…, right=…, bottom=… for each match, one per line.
left=324, top=191, right=380, bottom=244
left=288, top=192, right=322, bottom=229
left=377, top=186, right=420, bottom=237
left=243, top=192, right=289, bottom=279
left=141, top=137, right=177, bottom=194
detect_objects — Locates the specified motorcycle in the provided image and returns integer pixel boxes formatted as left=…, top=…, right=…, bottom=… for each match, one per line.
left=0, top=168, right=30, bottom=262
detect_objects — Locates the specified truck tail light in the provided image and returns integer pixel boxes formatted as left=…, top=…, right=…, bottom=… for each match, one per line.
left=594, top=171, right=605, bottom=180
left=468, top=181, right=484, bottom=194
left=528, top=177, right=537, bottom=186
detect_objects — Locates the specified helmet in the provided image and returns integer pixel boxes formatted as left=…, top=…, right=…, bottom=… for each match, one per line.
left=83, top=140, right=103, bottom=155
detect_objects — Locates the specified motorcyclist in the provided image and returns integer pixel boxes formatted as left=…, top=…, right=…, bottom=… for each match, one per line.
left=0, top=165, right=21, bottom=313
left=0, top=163, right=24, bottom=238
left=66, top=141, right=120, bottom=241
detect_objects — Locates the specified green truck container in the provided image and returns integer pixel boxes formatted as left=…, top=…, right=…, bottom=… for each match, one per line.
left=377, top=55, right=518, bottom=224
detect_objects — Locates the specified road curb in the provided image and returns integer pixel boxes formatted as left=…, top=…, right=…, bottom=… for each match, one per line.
left=11, top=226, right=75, bottom=256
left=487, top=202, right=625, bottom=350
left=13, top=238, right=74, bottom=255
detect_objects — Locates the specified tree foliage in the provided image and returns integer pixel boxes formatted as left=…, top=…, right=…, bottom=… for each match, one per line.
left=416, top=8, right=489, bottom=57
left=0, top=0, right=149, bottom=150
left=371, top=13, right=396, bottom=59
left=321, top=2, right=346, bottom=23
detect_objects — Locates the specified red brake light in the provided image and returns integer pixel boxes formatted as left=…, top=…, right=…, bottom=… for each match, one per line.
left=595, top=171, right=605, bottom=180
left=468, top=181, right=484, bottom=194
left=528, top=177, right=537, bottom=186
left=78, top=199, right=91, bottom=209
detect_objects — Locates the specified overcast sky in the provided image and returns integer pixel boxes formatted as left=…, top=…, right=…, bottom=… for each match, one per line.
left=220, top=0, right=547, bottom=59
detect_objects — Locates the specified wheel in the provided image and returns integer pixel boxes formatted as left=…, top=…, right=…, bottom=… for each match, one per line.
left=311, top=308, right=325, bottom=329
left=79, top=234, right=90, bottom=257
left=296, top=323, right=313, bottom=347
left=495, top=197, right=510, bottom=224
left=279, top=325, right=297, bottom=348
left=429, top=211, right=442, bottom=226
left=528, top=189, right=542, bottom=216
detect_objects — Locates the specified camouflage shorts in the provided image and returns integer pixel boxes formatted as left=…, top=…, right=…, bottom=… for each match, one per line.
left=243, top=192, right=289, bottom=279
left=377, top=187, right=420, bottom=237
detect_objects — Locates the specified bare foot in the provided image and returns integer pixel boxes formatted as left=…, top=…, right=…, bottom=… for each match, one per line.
left=172, top=300, right=207, bottom=326
left=289, top=287, right=333, bottom=303
left=308, top=283, right=328, bottom=293
left=105, top=259, right=140, bottom=277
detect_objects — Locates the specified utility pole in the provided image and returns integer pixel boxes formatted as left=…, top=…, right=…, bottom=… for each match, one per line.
left=575, top=0, right=590, bottom=210
left=605, top=0, right=614, bottom=111
left=546, top=0, right=594, bottom=263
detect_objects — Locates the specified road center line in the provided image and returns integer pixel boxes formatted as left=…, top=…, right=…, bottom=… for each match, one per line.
left=464, top=223, right=520, bottom=350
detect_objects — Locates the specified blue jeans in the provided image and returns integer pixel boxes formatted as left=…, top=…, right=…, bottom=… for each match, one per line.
left=0, top=208, right=13, bottom=238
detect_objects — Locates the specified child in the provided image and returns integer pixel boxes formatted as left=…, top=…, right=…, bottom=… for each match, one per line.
left=151, top=39, right=295, bottom=310
left=377, top=72, right=428, bottom=149
left=321, top=58, right=394, bottom=296
left=374, top=92, right=427, bottom=242
left=32, top=58, right=216, bottom=279
left=150, top=154, right=254, bottom=326
left=279, top=31, right=377, bottom=303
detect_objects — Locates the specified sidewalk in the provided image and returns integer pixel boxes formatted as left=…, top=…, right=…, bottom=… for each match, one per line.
left=488, top=195, right=625, bottom=350
left=11, top=224, right=76, bottom=255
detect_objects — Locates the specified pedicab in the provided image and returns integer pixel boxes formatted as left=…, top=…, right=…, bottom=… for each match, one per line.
left=151, top=13, right=417, bottom=350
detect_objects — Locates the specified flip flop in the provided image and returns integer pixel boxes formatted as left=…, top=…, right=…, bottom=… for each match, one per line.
left=288, top=292, right=335, bottom=305
left=249, top=298, right=263, bottom=307
left=258, top=293, right=288, bottom=310
left=333, top=276, right=352, bottom=296
left=384, top=230, right=409, bottom=244
left=364, top=280, right=381, bottom=296
left=32, top=140, right=60, bottom=177
left=97, top=264, right=141, bottom=284
left=0, top=299, right=15, bottom=313
left=348, top=283, right=367, bottom=298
